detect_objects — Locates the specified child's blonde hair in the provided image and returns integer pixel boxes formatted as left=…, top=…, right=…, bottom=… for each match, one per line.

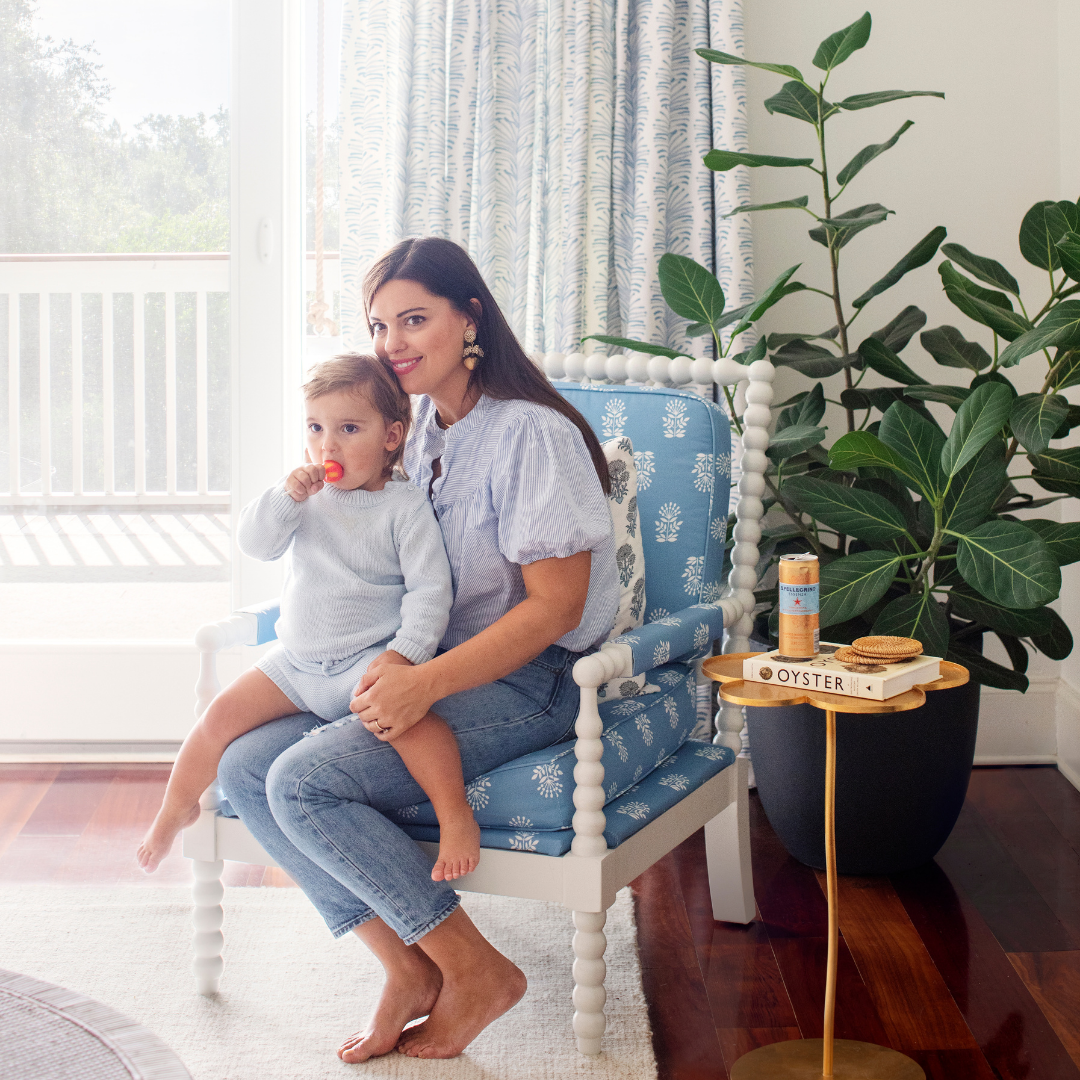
left=302, top=353, right=411, bottom=476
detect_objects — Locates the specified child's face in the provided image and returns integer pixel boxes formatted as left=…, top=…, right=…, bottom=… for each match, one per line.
left=304, top=389, right=403, bottom=492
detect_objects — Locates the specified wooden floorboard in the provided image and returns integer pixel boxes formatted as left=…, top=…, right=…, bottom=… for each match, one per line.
left=1, top=762, right=1078, bottom=1079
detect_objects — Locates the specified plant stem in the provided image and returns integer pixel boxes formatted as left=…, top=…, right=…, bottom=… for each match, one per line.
left=814, top=90, right=854, bottom=436
left=913, top=500, right=945, bottom=592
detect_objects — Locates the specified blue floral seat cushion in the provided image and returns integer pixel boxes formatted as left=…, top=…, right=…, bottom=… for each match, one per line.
left=387, top=661, right=712, bottom=833
left=400, top=739, right=735, bottom=856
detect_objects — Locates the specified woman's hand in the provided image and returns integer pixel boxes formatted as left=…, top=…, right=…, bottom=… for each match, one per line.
left=350, top=652, right=435, bottom=741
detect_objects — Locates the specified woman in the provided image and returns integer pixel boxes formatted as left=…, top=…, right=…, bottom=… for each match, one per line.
left=218, top=236, right=618, bottom=1062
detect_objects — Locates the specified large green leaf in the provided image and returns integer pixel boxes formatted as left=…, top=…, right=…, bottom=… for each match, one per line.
left=772, top=348, right=852, bottom=378
left=729, top=337, right=769, bottom=365
left=836, top=89, right=945, bottom=111
left=818, top=550, right=901, bottom=627
left=919, top=325, right=991, bottom=371
left=783, top=475, right=908, bottom=542
left=1052, top=349, right=1080, bottom=391
left=730, top=265, right=803, bottom=336
left=1030, top=608, right=1074, bottom=660
left=946, top=640, right=1029, bottom=692
left=904, top=385, right=972, bottom=410
left=695, top=49, right=805, bottom=82
left=998, top=301, right=1080, bottom=367
left=879, top=401, right=946, bottom=497
left=581, top=335, right=690, bottom=358
left=940, top=438, right=1007, bottom=535
left=940, top=382, right=1014, bottom=477
left=765, top=81, right=831, bottom=124
left=851, top=225, right=946, bottom=308
left=949, top=521, right=1060, bottom=609
left=723, top=195, right=810, bottom=218
left=872, top=593, right=950, bottom=657
left=995, top=632, right=1031, bottom=675
left=1009, top=393, right=1070, bottom=455
left=813, top=12, right=872, bottom=71
left=948, top=588, right=1056, bottom=637
left=1028, top=446, right=1080, bottom=492
left=837, top=121, right=914, bottom=187
left=1056, top=230, right=1080, bottom=281
left=871, top=306, right=927, bottom=353
left=858, top=337, right=928, bottom=385
left=842, top=387, right=908, bottom=414
left=939, top=243, right=1019, bottom=295
left=828, top=430, right=919, bottom=484
left=777, top=382, right=826, bottom=429
left=657, top=254, right=726, bottom=326
left=766, top=423, right=827, bottom=463
left=1020, top=518, right=1080, bottom=565
left=1018, top=200, right=1079, bottom=270
left=809, top=204, right=894, bottom=249
left=941, top=278, right=1032, bottom=341
left=704, top=150, right=814, bottom=172
left=939, top=261, right=1014, bottom=310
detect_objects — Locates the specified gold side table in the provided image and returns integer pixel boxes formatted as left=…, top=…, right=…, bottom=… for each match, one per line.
left=701, top=653, right=969, bottom=1080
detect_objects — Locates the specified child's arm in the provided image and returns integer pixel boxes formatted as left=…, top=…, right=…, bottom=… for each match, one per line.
left=385, top=499, right=454, bottom=665
left=236, top=465, right=322, bottom=561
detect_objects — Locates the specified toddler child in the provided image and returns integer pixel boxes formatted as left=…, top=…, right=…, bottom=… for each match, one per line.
left=137, top=354, right=479, bottom=882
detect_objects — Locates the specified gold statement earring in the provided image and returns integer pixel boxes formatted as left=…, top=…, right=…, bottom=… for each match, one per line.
left=463, top=327, right=484, bottom=371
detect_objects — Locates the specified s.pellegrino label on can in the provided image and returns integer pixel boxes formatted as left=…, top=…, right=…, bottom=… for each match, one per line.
left=779, top=582, right=819, bottom=614
left=778, top=553, right=820, bottom=659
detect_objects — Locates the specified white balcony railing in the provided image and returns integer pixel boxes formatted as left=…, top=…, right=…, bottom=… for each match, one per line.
left=1, top=253, right=341, bottom=508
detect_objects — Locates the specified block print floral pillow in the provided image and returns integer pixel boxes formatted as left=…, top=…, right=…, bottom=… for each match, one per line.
left=598, top=436, right=655, bottom=701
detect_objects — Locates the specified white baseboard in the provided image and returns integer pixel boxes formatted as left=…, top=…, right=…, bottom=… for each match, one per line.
left=1060, top=757, right=1080, bottom=792
left=973, top=754, right=1058, bottom=766
left=0, top=740, right=180, bottom=763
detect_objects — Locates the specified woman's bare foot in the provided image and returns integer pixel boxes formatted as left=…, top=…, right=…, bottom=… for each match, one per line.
left=136, top=803, right=201, bottom=872
left=339, top=958, right=442, bottom=1063
left=431, top=810, right=481, bottom=882
left=396, top=948, right=526, bottom=1058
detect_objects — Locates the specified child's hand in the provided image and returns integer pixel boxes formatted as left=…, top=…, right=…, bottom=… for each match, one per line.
left=285, top=463, right=325, bottom=502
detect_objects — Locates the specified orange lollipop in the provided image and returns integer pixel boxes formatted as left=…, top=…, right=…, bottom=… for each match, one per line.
left=322, top=459, right=344, bottom=482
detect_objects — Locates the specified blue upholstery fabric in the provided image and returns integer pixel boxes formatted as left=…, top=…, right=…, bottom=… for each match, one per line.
left=400, top=740, right=736, bottom=856
left=388, top=662, right=699, bottom=831
left=240, top=599, right=283, bottom=645
left=554, top=383, right=732, bottom=617
left=610, top=603, right=728, bottom=677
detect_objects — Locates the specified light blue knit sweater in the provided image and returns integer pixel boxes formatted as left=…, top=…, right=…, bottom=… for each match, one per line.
left=237, top=479, right=453, bottom=673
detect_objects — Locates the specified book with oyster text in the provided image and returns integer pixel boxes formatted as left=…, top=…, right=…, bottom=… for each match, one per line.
left=743, top=645, right=942, bottom=701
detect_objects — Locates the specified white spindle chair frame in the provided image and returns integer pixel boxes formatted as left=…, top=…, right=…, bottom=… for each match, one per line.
left=183, top=351, right=774, bottom=1054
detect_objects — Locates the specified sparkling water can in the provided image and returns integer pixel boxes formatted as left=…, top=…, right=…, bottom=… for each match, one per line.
left=778, top=553, right=819, bottom=659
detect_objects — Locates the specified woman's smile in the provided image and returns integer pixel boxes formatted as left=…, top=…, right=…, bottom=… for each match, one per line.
left=390, top=356, right=423, bottom=377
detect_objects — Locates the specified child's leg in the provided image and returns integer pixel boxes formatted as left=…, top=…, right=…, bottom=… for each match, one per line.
left=137, top=667, right=298, bottom=872
left=389, top=713, right=481, bottom=883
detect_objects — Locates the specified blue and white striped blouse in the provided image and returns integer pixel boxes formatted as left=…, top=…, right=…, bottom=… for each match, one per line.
left=403, top=394, right=618, bottom=653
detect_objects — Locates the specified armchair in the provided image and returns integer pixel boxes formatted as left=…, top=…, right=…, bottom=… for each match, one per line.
left=183, top=353, right=773, bottom=1055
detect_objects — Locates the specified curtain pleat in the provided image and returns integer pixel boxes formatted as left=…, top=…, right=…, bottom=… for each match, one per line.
left=339, top=0, right=752, bottom=354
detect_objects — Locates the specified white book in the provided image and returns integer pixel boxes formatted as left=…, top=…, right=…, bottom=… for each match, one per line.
left=743, top=645, right=942, bottom=701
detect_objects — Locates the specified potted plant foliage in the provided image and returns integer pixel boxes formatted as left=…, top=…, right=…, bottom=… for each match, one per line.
left=587, top=13, right=1080, bottom=873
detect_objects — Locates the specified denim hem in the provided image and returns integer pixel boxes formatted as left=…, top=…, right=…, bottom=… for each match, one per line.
left=399, top=893, right=461, bottom=947
left=330, top=909, right=379, bottom=940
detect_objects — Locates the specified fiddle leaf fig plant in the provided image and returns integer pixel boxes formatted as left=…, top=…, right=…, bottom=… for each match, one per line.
left=582, top=11, right=1079, bottom=691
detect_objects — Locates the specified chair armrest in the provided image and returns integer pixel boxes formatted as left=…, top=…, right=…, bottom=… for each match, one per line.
left=608, top=598, right=744, bottom=676
left=193, top=598, right=280, bottom=717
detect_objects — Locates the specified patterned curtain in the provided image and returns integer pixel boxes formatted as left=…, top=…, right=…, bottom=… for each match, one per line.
left=338, top=0, right=752, bottom=355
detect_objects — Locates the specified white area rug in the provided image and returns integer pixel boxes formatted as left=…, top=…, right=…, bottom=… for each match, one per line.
left=0, top=886, right=656, bottom=1080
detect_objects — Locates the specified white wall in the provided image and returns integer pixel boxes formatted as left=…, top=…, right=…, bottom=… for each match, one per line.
left=744, top=0, right=1080, bottom=770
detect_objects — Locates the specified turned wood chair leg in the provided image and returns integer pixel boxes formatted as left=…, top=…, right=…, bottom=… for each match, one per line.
left=704, top=757, right=755, bottom=924
left=572, top=908, right=608, bottom=1055
left=192, top=859, right=225, bottom=995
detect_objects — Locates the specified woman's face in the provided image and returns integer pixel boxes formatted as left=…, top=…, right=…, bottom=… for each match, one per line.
left=368, top=278, right=477, bottom=403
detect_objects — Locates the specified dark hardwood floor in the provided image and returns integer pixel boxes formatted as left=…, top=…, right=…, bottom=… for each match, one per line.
left=1, top=762, right=1078, bottom=1078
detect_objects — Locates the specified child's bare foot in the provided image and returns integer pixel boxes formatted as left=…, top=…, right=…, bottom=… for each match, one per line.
left=431, top=811, right=481, bottom=882
left=136, top=803, right=201, bottom=872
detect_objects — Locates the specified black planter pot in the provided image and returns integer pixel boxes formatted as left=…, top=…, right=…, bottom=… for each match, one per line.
left=747, top=678, right=981, bottom=875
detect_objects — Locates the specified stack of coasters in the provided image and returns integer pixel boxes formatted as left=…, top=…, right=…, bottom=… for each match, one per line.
left=743, top=636, right=942, bottom=701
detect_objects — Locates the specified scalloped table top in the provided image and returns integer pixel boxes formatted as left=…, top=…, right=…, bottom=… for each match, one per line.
left=700, top=653, right=969, bottom=714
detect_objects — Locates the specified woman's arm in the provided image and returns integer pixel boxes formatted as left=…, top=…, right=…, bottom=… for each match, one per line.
left=351, top=550, right=591, bottom=734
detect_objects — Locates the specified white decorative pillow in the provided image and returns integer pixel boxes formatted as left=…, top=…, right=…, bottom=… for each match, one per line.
left=597, top=436, right=657, bottom=701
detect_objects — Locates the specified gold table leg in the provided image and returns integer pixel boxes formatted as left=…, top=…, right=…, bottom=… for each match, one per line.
left=730, top=709, right=924, bottom=1080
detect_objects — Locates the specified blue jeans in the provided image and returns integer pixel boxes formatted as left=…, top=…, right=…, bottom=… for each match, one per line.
left=217, top=644, right=581, bottom=944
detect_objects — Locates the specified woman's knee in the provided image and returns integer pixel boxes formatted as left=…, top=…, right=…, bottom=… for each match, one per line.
left=218, top=713, right=311, bottom=802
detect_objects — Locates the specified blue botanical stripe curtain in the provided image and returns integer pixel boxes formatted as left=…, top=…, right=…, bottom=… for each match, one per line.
left=338, top=0, right=752, bottom=355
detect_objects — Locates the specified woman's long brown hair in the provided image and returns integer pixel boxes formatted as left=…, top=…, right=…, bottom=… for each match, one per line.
left=362, top=237, right=610, bottom=493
